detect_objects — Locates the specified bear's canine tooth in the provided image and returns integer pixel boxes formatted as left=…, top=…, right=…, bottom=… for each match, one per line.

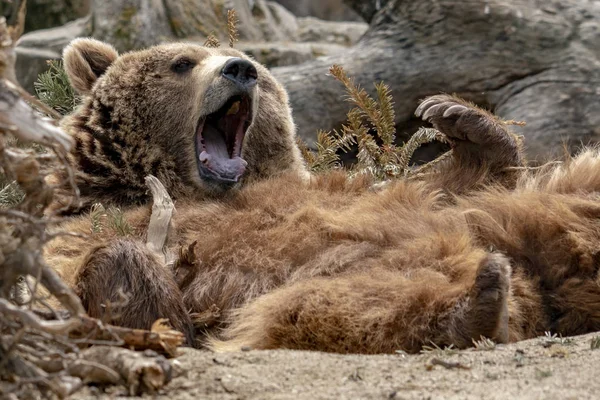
left=226, top=101, right=240, bottom=116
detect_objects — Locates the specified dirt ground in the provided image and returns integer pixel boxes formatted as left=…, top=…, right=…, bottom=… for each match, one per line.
left=75, top=332, right=600, bottom=400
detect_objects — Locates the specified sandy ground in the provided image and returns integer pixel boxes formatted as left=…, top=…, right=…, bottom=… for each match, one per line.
left=75, top=332, right=600, bottom=400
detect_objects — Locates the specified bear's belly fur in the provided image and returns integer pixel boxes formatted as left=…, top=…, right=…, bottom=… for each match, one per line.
left=46, top=153, right=600, bottom=353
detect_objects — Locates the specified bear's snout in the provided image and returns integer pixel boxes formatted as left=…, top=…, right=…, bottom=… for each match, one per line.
left=222, top=58, right=258, bottom=89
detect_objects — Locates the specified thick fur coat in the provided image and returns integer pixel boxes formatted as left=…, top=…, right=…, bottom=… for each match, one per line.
left=45, top=39, right=600, bottom=354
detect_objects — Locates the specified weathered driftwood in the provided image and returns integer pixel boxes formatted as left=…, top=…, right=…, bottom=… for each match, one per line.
left=0, top=80, right=71, bottom=148
left=144, top=175, right=175, bottom=262
left=274, top=0, right=600, bottom=161
left=68, top=346, right=174, bottom=396
left=13, top=345, right=173, bottom=397
left=69, top=315, right=185, bottom=356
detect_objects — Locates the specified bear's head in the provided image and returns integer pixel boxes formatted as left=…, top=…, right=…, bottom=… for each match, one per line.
left=56, top=38, right=306, bottom=212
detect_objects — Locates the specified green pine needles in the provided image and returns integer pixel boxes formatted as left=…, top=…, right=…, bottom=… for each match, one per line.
left=34, top=60, right=78, bottom=115
left=299, top=64, right=448, bottom=181
left=88, top=203, right=134, bottom=237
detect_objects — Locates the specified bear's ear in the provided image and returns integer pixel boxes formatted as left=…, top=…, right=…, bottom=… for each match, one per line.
left=63, top=38, right=119, bottom=95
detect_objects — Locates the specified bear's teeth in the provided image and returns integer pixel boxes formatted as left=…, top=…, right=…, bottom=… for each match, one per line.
left=199, top=152, right=211, bottom=164
left=226, top=101, right=240, bottom=116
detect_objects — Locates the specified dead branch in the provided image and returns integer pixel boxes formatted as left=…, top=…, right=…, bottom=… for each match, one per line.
left=0, top=299, right=79, bottom=335
left=73, top=346, right=173, bottom=396
left=428, top=357, right=471, bottom=370
left=145, top=175, right=175, bottom=263
left=69, top=315, right=185, bottom=357
left=0, top=80, right=72, bottom=150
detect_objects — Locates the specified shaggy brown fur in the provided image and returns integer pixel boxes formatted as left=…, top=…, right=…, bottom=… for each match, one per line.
left=49, top=146, right=600, bottom=352
left=75, top=239, right=195, bottom=346
left=48, top=38, right=307, bottom=214
left=44, top=40, right=600, bottom=354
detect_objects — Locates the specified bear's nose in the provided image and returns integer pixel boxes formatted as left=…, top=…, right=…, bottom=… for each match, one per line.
left=222, top=58, right=258, bottom=88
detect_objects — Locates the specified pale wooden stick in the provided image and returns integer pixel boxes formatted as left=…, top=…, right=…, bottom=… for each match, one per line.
left=144, top=175, right=175, bottom=262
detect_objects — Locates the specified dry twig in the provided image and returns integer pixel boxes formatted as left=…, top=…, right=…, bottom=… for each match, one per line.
left=204, top=33, right=220, bottom=48
left=227, top=9, right=239, bottom=48
left=427, top=357, right=471, bottom=370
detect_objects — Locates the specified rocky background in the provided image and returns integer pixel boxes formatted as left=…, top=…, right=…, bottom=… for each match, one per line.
left=6, top=0, right=600, bottom=163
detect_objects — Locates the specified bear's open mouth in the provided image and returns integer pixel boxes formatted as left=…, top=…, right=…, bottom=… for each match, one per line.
left=195, top=95, right=252, bottom=184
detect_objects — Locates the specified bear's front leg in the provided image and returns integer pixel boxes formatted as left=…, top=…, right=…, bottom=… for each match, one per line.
left=74, top=238, right=196, bottom=347
left=416, top=94, right=525, bottom=192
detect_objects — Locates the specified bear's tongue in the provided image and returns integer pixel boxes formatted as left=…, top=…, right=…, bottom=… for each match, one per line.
left=199, top=124, right=247, bottom=181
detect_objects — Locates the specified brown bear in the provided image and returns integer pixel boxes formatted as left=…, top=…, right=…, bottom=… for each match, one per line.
left=48, top=38, right=308, bottom=214
left=46, top=38, right=600, bottom=354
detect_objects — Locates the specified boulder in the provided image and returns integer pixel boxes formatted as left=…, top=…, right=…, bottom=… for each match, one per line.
left=296, top=17, right=367, bottom=46
left=15, top=17, right=91, bottom=94
left=91, top=0, right=173, bottom=53
left=273, top=0, right=362, bottom=21
left=238, top=41, right=349, bottom=68
left=0, top=0, right=89, bottom=33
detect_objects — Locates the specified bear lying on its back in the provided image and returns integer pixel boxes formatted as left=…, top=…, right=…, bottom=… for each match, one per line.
left=46, top=39, right=600, bottom=353
left=49, top=38, right=308, bottom=214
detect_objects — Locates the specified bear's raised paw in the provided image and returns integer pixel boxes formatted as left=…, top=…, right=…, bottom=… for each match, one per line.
left=415, top=94, right=509, bottom=146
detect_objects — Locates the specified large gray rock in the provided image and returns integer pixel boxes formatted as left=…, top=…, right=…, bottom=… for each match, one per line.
left=237, top=17, right=366, bottom=68
left=296, top=17, right=367, bottom=46
left=13, top=0, right=366, bottom=94
left=15, top=16, right=91, bottom=94
left=272, top=0, right=600, bottom=161
left=273, top=0, right=362, bottom=21
left=92, top=0, right=173, bottom=53
left=0, top=0, right=89, bottom=33
left=164, top=0, right=298, bottom=43
left=238, top=41, right=349, bottom=68
left=342, top=0, right=390, bottom=23
left=24, top=0, right=90, bottom=32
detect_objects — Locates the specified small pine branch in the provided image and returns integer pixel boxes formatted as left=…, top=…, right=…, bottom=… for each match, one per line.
left=329, top=65, right=381, bottom=133
left=374, top=82, right=396, bottom=147
left=333, top=129, right=357, bottom=155
left=227, top=9, right=239, bottom=48
left=297, top=128, right=356, bottom=173
left=396, top=127, right=448, bottom=173
left=34, top=60, right=78, bottom=115
left=0, top=179, right=24, bottom=209
left=296, top=137, right=317, bottom=169
left=297, top=65, right=450, bottom=181
left=107, top=207, right=133, bottom=237
left=88, top=203, right=106, bottom=234
left=355, top=134, right=380, bottom=175
left=314, top=130, right=341, bottom=171
left=406, top=150, right=453, bottom=179
left=204, top=33, right=220, bottom=48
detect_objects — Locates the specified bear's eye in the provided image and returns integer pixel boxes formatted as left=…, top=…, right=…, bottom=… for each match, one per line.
left=171, top=58, right=196, bottom=74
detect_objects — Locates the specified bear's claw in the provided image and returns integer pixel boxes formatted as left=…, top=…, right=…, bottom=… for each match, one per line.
left=415, top=94, right=507, bottom=145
